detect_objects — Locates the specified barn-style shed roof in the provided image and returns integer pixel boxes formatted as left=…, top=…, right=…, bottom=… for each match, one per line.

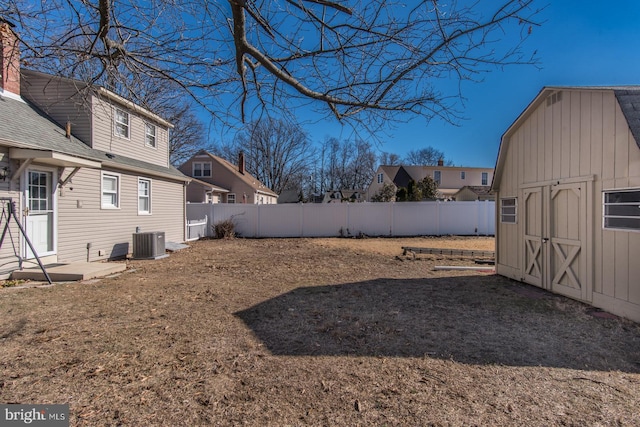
left=613, top=88, right=640, bottom=149
left=492, top=85, right=640, bottom=191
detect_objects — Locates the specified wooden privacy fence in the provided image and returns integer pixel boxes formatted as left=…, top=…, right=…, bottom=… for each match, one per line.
left=186, top=201, right=495, bottom=238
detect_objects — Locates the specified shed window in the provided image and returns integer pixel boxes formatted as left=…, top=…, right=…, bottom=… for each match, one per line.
left=603, top=189, right=640, bottom=230
left=501, top=198, right=517, bottom=223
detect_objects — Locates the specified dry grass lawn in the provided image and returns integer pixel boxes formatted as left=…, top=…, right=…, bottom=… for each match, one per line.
left=1, top=236, right=639, bottom=426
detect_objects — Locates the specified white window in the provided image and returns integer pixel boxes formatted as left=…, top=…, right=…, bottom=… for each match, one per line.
left=101, top=172, right=120, bottom=209
left=227, top=193, right=236, bottom=204
left=434, top=170, right=441, bottom=185
left=603, top=189, right=640, bottom=231
left=377, top=173, right=384, bottom=184
left=460, top=171, right=466, bottom=180
left=145, top=123, right=156, bottom=148
left=193, top=162, right=212, bottom=178
left=114, top=108, right=130, bottom=139
left=482, top=172, right=488, bottom=186
left=501, top=198, right=517, bottom=223
left=138, top=178, right=151, bottom=214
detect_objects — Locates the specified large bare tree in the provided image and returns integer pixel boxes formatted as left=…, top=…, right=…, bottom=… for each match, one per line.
left=2, top=0, right=541, bottom=131
left=404, top=146, right=453, bottom=166
left=226, top=118, right=316, bottom=195
left=316, top=137, right=377, bottom=192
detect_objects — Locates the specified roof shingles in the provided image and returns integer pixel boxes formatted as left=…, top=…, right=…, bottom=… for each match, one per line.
left=0, top=95, right=187, bottom=181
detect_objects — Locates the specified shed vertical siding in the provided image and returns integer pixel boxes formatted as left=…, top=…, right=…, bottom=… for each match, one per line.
left=495, top=87, right=640, bottom=322
left=57, top=167, right=185, bottom=262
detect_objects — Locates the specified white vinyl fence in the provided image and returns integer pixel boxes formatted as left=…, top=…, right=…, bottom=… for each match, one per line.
left=186, top=215, right=208, bottom=241
left=187, top=201, right=494, bottom=238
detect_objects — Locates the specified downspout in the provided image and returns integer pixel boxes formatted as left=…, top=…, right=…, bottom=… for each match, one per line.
left=183, top=181, right=188, bottom=242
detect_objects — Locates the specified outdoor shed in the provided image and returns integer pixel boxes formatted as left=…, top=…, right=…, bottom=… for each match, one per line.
left=492, top=86, right=640, bottom=323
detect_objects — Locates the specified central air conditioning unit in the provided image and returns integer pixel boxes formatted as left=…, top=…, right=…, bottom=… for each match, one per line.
left=132, top=231, right=167, bottom=260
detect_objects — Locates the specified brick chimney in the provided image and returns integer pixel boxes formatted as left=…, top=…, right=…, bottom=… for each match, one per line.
left=437, top=158, right=444, bottom=167
left=238, top=151, right=245, bottom=174
left=0, top=19, right=20, bottom=96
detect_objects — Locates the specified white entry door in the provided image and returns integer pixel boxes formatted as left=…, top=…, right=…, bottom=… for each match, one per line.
left=24, top=169, right=56, bottom=259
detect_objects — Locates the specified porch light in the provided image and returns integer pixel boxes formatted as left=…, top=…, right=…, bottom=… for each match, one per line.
left=0, top=166, right=9, bottom=181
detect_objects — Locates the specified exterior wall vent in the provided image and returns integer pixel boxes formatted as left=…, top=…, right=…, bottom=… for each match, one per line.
left=132, top=231, right=167, bottom=259
left=546, top=91, right=562, bottom=107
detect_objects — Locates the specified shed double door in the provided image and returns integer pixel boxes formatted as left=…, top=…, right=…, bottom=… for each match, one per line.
left=522, top=181, right=590, bottom=302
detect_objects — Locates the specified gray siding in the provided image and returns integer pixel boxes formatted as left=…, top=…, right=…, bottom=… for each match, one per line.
left=0, top=147, right=21, bottom=278
left=90, top=96, right=170, bottom=168
left=57, top=167, right=185, bottom=262
left=20, top=72, right=93, bottom=144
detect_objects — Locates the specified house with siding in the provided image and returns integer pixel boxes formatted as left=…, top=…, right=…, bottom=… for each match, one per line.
left=492, top=86, right=640, bottom=323
left=0, top=20, right=189, bottom=277
left=453, top=186, right=494, bottom=201
left=321, top=190, right=365, bottom=203
left=366, top=162, right=493, bottom=201
left=179, top=150, right=278, bottom=204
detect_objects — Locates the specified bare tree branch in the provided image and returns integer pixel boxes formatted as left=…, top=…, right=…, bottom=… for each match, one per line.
left=1, top=0, right=543, bottom=133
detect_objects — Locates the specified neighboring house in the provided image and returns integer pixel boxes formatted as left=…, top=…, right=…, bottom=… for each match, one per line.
left=322, top=190, right=365, bottom=203
left=277, top=189, right=302, bottom=204
left=179, top=150, right=278, bottom=204
left=0, top=20, right=189, bottom=277
left=492, top=86, right=640, bottom=323
left=186, top=177, right=229, bottom=204
left=367, top=161, right=494, bottom=201
left=453, top=186, right=494, bottom=201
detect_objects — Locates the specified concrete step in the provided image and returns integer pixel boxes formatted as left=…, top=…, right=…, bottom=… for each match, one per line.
left=12, top=262, right=127, bottom=282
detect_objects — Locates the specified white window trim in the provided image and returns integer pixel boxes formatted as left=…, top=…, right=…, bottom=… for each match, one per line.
left=500, top=197, right=517, bottom=224
left=227, top=193, right=236, bottom=204
left=138, top=177, right=152, bottom=215
left=434, top=170, right=442, bottom=185
left=23, top=166, right=58, bottom=257
left=101, top=172, right=121, bottom=209
left=113, top=107, right=130, bottom=140
left=603, top=188, right=640, bottom=232
left=145, top=122, right=157, bottom=148
left=192, top=161, right=212, bottom=178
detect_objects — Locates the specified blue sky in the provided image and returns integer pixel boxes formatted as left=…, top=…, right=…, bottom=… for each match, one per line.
left=291, top=1, right=640, bottom=167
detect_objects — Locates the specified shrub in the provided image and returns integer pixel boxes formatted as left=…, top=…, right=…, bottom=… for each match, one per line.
left=213, top=219, right=235, bottom=239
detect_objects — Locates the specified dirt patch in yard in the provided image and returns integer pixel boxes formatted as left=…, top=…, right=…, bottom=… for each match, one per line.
left=1, top=237, right=639, bottom=426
